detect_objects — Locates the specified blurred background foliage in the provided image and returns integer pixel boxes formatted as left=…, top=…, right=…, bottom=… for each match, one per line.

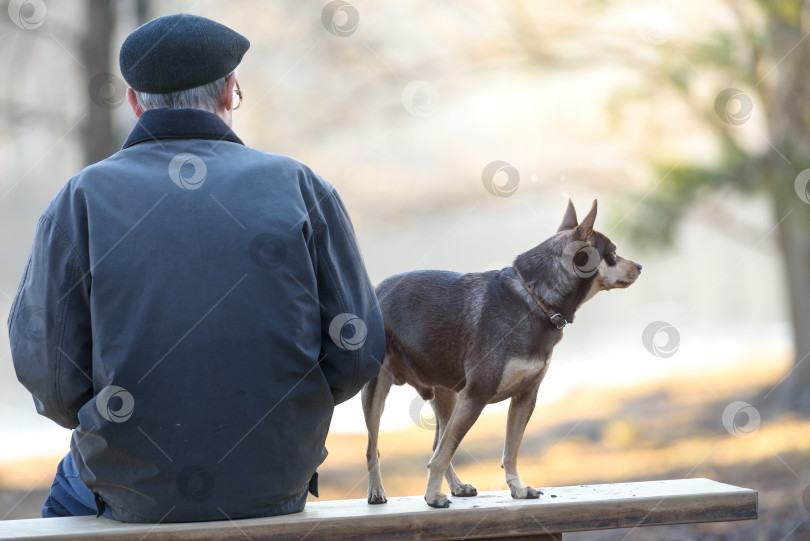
left=620, top=0, right=810, bottom=415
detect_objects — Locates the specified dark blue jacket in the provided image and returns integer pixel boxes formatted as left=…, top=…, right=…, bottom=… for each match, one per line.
left=7, top=109, right=384, bottom=522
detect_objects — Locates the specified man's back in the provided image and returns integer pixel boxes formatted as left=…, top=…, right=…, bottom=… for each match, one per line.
left=9, top=108, right=384, bottom=522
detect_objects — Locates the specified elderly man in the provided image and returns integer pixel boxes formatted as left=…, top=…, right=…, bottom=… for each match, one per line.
left=7, top=13, right=384, bottom=523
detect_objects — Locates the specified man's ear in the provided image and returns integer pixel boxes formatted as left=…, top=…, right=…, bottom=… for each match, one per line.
left=222, top=73, right=236, bottom=111
left=558, top=198, right=578, bottom=232
left=126, top=88, right=144, bottom=117
left=571, top=199, right=597, bottom=241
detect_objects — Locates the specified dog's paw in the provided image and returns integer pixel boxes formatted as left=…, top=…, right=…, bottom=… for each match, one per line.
left=425, top=493, right=452, bottom=508
left=509, top=484, right=542, bottom=500
left=451, top=483, right=478, bottom=497
left=367, top=490, right=388, bottom=504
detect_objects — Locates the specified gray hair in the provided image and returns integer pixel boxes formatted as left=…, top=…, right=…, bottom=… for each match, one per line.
left=134, top=73, right=231, bottom=113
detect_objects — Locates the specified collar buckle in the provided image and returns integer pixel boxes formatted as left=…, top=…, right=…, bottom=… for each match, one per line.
left=511, top=267, right=570, bottom=330
left=549, top=313, right=568, bottom=329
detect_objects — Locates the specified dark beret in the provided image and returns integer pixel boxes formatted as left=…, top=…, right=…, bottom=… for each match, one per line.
left=119, top=13, right=250, bottom=94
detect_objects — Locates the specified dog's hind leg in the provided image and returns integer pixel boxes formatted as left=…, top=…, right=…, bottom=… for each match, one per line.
left=362, top=364, right=395, bottom=504
left=502, top=382, right=542, bottom=500
left=425, top=392, right=487, bottom=508
left=431, top=388, right=477, bottom=497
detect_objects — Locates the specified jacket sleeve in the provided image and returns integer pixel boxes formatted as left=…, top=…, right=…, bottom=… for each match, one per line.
left=312, top=188, right=384, bottom=405
left=7, top=213, right=93, bottom=429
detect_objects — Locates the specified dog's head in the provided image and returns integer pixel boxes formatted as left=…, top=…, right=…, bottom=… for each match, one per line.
left=557, top=199, right=642, bottom=295
left=514, top=199, right=641, bottom=315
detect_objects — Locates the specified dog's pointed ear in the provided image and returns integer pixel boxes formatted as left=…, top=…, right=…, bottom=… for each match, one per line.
left=571, top=199, right=597, bottom=241
left=558, top=198, right=578, bottom=232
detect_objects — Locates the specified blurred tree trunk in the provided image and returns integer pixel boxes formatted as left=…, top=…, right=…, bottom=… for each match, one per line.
left=762, top=13, right=810, bottom=411
left=135, top=0, right=151, bottom=25
left=81, top=0, right=117, bottom=165
left=773, top=198, right=810, bottom=410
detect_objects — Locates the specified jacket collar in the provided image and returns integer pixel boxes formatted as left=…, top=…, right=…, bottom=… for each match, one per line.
left=122, top=108, right=244, bottom=149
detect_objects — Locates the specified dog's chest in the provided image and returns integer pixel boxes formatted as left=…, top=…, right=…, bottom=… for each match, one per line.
left=495, top=358, right=547, bottom=396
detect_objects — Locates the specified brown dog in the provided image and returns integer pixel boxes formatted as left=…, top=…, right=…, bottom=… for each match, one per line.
left=362, top=199, right=641, bottom=508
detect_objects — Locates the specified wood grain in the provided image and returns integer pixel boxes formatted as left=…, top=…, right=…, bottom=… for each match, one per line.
left=0, top=478, right=757, bottom=541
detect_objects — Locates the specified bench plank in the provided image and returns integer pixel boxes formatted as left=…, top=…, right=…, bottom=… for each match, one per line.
left=0, top=478, right=757, bottom=541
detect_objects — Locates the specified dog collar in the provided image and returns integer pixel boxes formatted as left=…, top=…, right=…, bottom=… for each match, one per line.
left=511, top=267, right=569, bottom=330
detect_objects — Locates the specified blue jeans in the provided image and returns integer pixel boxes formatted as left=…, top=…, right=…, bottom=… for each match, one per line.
left=42, top=452, right=113, bottom=519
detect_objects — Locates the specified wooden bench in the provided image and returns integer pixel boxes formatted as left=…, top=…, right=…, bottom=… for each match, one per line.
left=0, top=478, right=756, bottom=540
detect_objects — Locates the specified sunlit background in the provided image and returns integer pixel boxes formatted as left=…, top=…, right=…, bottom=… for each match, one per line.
left=1, top=1, right=809, bottom=538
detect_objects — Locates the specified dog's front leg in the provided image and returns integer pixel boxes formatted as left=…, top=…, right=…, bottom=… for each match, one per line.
left=503, top=383, right=542, bottom=499
left=425, top=393, right=486, bottom=508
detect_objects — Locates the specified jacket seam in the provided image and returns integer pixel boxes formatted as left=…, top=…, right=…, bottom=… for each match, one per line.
left=40, top=213, right=87, bottom=426
left=41, top=212, right=86, bottom=265
left=316, top=188, right=360, bottom=397
left=53, top=255, right=81, bottom=426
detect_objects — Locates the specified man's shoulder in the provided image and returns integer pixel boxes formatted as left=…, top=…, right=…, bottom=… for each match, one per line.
left=237, top=147, right=336, bottom=195
left=47, top=144, right=336, bottom=219
left=241, top=147, right=328, bottom=178
left=238, top=147, right=308, bottom=171
left=68, top=143, right=329, bottom=188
